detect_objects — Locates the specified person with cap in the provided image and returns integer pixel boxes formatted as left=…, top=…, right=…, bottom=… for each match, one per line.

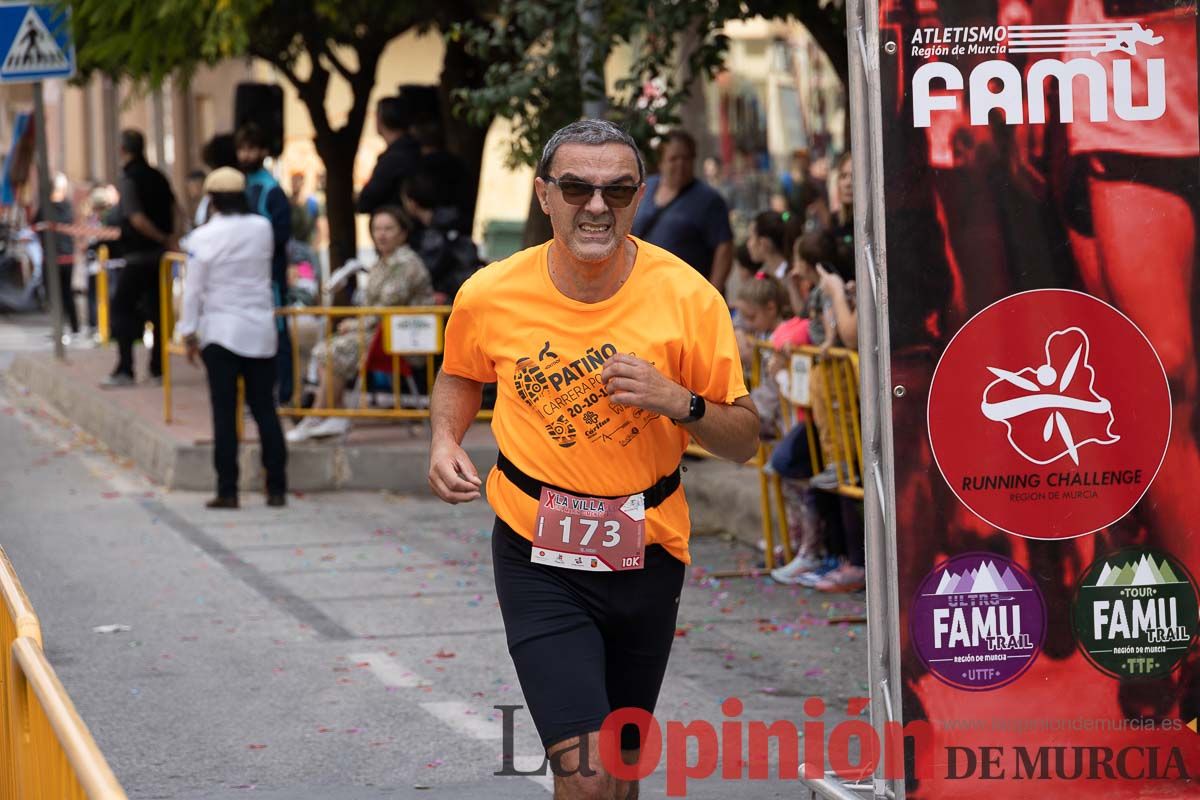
left=177, top=167, right=288, bottom=509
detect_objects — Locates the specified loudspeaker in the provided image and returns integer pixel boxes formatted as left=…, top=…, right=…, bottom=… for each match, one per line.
left=234, top=82, right=284, bottom=156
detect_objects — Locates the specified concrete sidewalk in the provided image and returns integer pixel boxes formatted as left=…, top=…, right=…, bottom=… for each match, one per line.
left=7, top=347, right=763, bottom=542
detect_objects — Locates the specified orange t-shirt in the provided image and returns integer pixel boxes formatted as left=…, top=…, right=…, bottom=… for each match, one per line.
left=442, top=237, right=748, bottom=564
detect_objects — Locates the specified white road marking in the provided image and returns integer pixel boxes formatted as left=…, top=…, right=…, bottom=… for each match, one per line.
left=420, top=700, right=502, bottom=740
left=348, top=651, right=430, bottom=688
left=352, top=651, right=553, bottom=792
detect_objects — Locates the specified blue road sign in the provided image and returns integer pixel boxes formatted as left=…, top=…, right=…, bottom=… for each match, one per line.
left=0, top=3, right=73, bottom=83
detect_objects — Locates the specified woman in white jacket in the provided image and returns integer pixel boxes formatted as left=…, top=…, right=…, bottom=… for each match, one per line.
left=177, top=167, right=287, bottom=509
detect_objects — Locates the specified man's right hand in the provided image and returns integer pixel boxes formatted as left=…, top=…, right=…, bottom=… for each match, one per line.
left=428, top=439, right=483, bottom=504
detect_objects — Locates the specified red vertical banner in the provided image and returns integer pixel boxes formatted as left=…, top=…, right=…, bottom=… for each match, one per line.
left=876, top=0, right=1200, bottom=795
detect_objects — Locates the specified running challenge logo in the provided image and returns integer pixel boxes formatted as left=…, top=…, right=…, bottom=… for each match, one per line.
left=911, top=21, right=1168, bottom=128
left=927, top=290, right=1171, bottom=540
left=980, top=327, right=1117, bottom=467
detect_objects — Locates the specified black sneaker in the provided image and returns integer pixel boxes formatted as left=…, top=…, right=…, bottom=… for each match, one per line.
left=267, top=494, right=287, bottom=508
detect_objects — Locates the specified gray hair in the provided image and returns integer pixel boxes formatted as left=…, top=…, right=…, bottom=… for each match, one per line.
left=537, top=119, right=645, bottom=182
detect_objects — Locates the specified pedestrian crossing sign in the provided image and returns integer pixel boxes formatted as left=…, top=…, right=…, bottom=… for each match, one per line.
left=0, top=4, right=73, bottom=83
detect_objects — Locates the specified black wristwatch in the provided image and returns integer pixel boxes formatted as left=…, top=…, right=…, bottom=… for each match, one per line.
left=675, top=392, right=706, bottom=424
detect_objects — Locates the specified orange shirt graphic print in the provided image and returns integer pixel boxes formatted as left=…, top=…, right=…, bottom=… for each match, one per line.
left=513, top=341, right=579, bottom=449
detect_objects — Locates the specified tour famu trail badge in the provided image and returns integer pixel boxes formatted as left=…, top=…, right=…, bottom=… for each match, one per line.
left=1072, top=548, right=1199, bottom=681
left=911, top=553, right=1046, bottom=691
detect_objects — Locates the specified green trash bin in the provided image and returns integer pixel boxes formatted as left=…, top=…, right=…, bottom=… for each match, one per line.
left=483, top=219, right=526, bottom=263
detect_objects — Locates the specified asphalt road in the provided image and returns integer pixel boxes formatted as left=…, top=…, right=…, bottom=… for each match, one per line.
left=0, top=318, right=868, bottom=799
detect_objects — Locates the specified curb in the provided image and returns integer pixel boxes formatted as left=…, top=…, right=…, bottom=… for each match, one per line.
left=6, top=353, right=763, bottom=542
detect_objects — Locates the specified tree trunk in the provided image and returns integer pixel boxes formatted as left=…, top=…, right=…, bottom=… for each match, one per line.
left=522, top=185, right=553, bottom=248
left=315, top=134, right=357, bottom=271
left=798, top=7, right=849, bottom=88
left=438, top=35, right=489, bottom=234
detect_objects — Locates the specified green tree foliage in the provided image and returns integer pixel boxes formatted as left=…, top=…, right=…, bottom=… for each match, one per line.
left=65, top=0, right=469, bottom=268
left=454, top=0, right=847, bottom=171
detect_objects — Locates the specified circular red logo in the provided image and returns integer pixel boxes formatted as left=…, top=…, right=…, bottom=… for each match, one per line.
left=928, top=290, right=1170, bottom=540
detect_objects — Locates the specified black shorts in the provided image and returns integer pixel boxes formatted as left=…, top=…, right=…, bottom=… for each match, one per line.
left=491, top=516, right=686, bottom=751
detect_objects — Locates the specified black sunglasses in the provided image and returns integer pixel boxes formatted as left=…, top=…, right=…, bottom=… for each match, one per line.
left=545, top=177, right=641, bottom=208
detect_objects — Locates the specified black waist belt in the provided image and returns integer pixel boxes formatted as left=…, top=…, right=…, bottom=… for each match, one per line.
left=496, top=451, right=682, bottom=509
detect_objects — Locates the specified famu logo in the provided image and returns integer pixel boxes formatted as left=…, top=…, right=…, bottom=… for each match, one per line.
left=1072, top=548, right=1199, bottom=681
left=911, top=553, right=1046, bottom=691
left=912, top=21, right=1166, bottom=128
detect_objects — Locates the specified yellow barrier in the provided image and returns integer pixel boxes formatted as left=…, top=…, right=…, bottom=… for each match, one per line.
left=0, top=548, right=41, bottom=800
left=746, top=340, right=863, bottom=573
left=95, top=247, right=109, bottom=346
left=156, top=251, right=489, bottom=425
left=159, top=252, right=187, bottom=424
left=0, top=548, right=126, bottom=799
left=275, top=305, right=475, bottom=421
left=8, top=638, right=126, bottom=799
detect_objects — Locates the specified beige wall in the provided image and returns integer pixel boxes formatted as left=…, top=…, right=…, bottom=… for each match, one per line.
left=0, top=21, right=833, bottom=239
left=0, top=62, right=248, bottom=211
left=262, top=31, right=534, bottom=248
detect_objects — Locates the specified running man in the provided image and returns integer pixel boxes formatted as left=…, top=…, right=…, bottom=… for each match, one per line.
left=428, top=119, right=759, bottom=799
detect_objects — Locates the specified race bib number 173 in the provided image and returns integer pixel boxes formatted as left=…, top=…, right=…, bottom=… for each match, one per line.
left=532, top=488, right=646, bottom=571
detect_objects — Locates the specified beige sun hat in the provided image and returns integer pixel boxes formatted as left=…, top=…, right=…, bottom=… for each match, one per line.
left=202, top=166, right=246, bottom=193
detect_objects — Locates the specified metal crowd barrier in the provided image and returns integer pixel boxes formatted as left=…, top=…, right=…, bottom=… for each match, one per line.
left=156, top=249, right=488, bottom=426
left=158, top=252, right=189, bottom=424
left=750, top=339, right=863, bottom=572
left=273, top=304, right=489, bottom=421
left=0, top=549, right=126, bottom=799
left=94, top=247, right=110, bottom=345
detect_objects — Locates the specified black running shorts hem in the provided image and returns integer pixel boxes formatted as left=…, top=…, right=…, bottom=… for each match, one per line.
left=491, top=516, right=686, bottom=752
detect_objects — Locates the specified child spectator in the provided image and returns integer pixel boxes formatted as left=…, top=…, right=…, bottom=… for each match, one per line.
left=771, top=228, right=865, bottom=592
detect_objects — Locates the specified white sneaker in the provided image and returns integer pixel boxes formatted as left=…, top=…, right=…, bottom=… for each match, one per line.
left=770, top=552, right=826, bottom=585
left=305, top=416, right=351, bottom=439
left=285, top=416, right=322, bottom=443
left=810, top=464, right=843, bottom=490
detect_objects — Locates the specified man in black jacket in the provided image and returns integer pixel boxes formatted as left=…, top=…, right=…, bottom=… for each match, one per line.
left=103, top=129, right=175, bottom=387
left=356, top=97, right=418, bottom=214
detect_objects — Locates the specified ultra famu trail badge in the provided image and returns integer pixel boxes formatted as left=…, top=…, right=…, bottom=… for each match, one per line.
left=910, top=553, right=1047, bottom=691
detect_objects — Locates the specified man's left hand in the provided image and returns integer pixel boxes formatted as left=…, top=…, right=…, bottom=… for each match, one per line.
left=601, top=354, right=690, bottom=420
left=185, top=336, right=200, bottom=366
